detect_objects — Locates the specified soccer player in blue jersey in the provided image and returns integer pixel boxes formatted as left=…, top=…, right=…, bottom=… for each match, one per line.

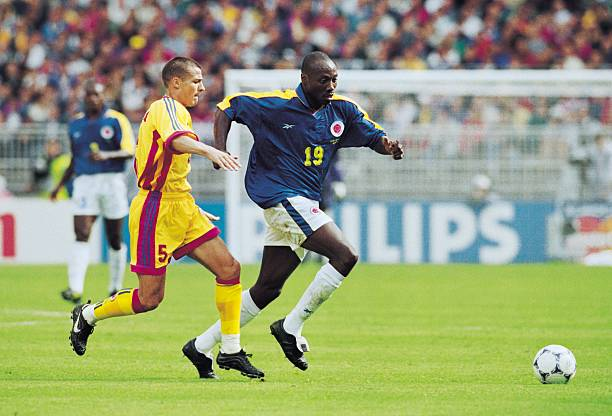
left=192, top=52, right=404, bottom=371
left=51, top=80, right=134, bottom=304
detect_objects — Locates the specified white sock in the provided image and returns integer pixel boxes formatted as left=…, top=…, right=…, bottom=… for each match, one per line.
left=108, top=243, right=127, bottom=293
left=195, top=290, right=261, bottom=356
left=283, top=263, right=345, bottom=337
left=220, top=334, right=240, bottom=354
left=82, top=303, right=97, bottom=325
left=68, top=241, right=90, bottom=294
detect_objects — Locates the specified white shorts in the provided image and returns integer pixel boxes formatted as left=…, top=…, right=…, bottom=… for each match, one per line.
left=72, top=173, right=129, bottom=219
left=263, top=196, right=333, bottom=260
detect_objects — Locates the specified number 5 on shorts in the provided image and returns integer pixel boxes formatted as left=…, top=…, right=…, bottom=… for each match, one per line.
left=158, top=244, right=168, bottom=263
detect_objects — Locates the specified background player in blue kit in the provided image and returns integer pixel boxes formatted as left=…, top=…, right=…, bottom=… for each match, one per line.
left=192, top=51, right=403, bottom=371
left=51, top=80, right=134, bottom=304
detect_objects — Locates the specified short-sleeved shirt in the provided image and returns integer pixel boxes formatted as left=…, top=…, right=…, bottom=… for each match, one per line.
left=218, top=83, right=386, bottom=208
left=134, top=96, right=199, bottom=194
left=68, top=108, right=134, bottom=176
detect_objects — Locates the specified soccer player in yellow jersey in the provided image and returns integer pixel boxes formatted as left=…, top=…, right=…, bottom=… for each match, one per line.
left=69, top=57, right=264, bottom=379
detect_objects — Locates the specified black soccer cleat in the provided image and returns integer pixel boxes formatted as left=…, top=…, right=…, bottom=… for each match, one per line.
left=270, top=319, right=308, bottom=371
left=216, top=350, right=265, bottom=379
left=69, top=302, right=94, bottom=356
left=182, top=338, right=218, bottom=379
left=61, top=288, right=82, bottom=304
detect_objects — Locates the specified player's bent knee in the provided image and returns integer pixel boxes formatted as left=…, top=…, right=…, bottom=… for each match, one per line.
left=331, top=248, right=359, bottom=275
left=216, top=258, right=241, bottom=283
left=138, top=293, right=164, bottom=311
left=251, top=283, right=281, bottom=309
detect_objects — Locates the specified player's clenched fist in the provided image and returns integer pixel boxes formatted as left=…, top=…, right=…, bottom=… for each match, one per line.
left=382, top=136, right=404, bottom=160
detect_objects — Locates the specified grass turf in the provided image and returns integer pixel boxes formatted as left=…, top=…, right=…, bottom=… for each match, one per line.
left=1, top=263, right=611, bottom=415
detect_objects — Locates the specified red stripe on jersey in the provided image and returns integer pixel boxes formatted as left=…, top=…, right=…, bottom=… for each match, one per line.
left=154, top=145, right=174, bottom=191
left=138, top=130, right=161, bottom=190
left=154, top=131, right=199, bottom=190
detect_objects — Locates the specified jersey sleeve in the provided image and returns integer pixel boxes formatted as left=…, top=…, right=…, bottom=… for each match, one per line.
left=150, top=98, right=199, bottom=154
left=217, top=93, right=262, bottom=127
left=338, top=100, right=386, bottom=149
left=108, top=109, right=135, bottom=154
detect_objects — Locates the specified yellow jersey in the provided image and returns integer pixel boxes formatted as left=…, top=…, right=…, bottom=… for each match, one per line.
left=134, top=96, right=199, bottom=193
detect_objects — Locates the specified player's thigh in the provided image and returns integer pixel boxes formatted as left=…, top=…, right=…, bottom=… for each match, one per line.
left=128, top=193, right=187, bottom=275
left=302, top=221, right=355, bottom=260
left=188, top=236, right=240, bottom=279
left=100, top=173, right=129, bottom=220
left=72, top=175, right=101, bottom=216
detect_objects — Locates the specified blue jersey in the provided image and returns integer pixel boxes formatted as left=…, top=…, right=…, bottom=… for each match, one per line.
left=68, top=108, right=134, bottom=176
left=218, top=83, right=385, bottom=208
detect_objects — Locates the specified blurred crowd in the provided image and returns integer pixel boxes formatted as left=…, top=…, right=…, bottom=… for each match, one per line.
left=1, top=0, right=610, bottom=126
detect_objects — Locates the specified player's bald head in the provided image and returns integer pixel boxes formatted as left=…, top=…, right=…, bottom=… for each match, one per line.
left=300, top=51, right=336, bottom=76
left=162, top=57, right=202, bottom=87
left=83, top=79, right=104, bottom=95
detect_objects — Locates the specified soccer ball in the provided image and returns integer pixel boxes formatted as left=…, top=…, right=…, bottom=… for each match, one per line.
left=532, top=345, right=576, bottom=384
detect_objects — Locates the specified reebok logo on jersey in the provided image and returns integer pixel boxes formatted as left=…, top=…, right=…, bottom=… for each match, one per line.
left=282, top=123, right=295, bottom=129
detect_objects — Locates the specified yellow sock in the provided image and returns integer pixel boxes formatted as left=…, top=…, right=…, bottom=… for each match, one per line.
left=215, top=282, right=241, bottom=338
left=92, top=288, right=145, bottom=321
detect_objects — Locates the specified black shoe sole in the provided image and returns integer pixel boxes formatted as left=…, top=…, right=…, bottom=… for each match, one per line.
left=217, top=364, right=264, bottom=379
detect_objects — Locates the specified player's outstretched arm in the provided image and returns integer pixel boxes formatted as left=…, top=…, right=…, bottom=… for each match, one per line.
left=213, top=109, right=232, bottom=152
left=90, top=149, right=133, bottom=162
left=212, top=109, right=233, bottom=170
left=373, top=136, right=404, bottom=160
left=171, top=135, right=241, bottom=171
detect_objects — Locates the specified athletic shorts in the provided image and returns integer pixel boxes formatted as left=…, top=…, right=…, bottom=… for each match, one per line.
left=129, top=190, right=220, bottom=275
left=263, top=195, right=332, bottom=260
left=72, top=173, right=129, bottom=219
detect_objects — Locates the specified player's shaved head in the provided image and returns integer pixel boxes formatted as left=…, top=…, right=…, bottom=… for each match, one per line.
left=83, top=79, right=105, bottom=116
left=83, top=79, right=104, bottom=94
left=300, top=52, right=338, bottom=110
left=162, top=57, right=202, bottom=87
left=301, top=51, right=336, bottom=76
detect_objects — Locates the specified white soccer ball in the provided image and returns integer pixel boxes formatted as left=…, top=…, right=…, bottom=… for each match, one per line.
left=532, top=345, right=576, bottom=384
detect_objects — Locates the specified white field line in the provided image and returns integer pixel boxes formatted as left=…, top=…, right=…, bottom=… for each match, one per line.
left=1, top=308, right=68, bottom=318
left=0, top=309, right=68, bottom=328
left=0, top=321, right=41, bottom=328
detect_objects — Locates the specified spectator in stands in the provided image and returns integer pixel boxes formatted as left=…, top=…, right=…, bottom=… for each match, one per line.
left=468, top=173, right=500, bottom=208
left=0, top=0, right=609, bottom=123
left=587, top=134, right=612, bottom=201
left=33, top=138, right=71, bottom=199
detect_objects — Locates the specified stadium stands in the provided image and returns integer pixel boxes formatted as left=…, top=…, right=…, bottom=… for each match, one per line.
left=0, top=0, right=610, bottom=125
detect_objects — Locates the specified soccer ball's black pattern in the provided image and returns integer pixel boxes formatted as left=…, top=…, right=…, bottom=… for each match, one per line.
left=532, top=345, right=576, bottom=384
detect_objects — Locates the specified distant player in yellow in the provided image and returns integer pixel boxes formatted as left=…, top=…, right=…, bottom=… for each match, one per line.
left=69, top=57, right=264, bottom=380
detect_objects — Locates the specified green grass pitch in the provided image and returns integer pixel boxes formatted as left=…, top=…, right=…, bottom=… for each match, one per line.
left=1, top=263, right=611, bottom=415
